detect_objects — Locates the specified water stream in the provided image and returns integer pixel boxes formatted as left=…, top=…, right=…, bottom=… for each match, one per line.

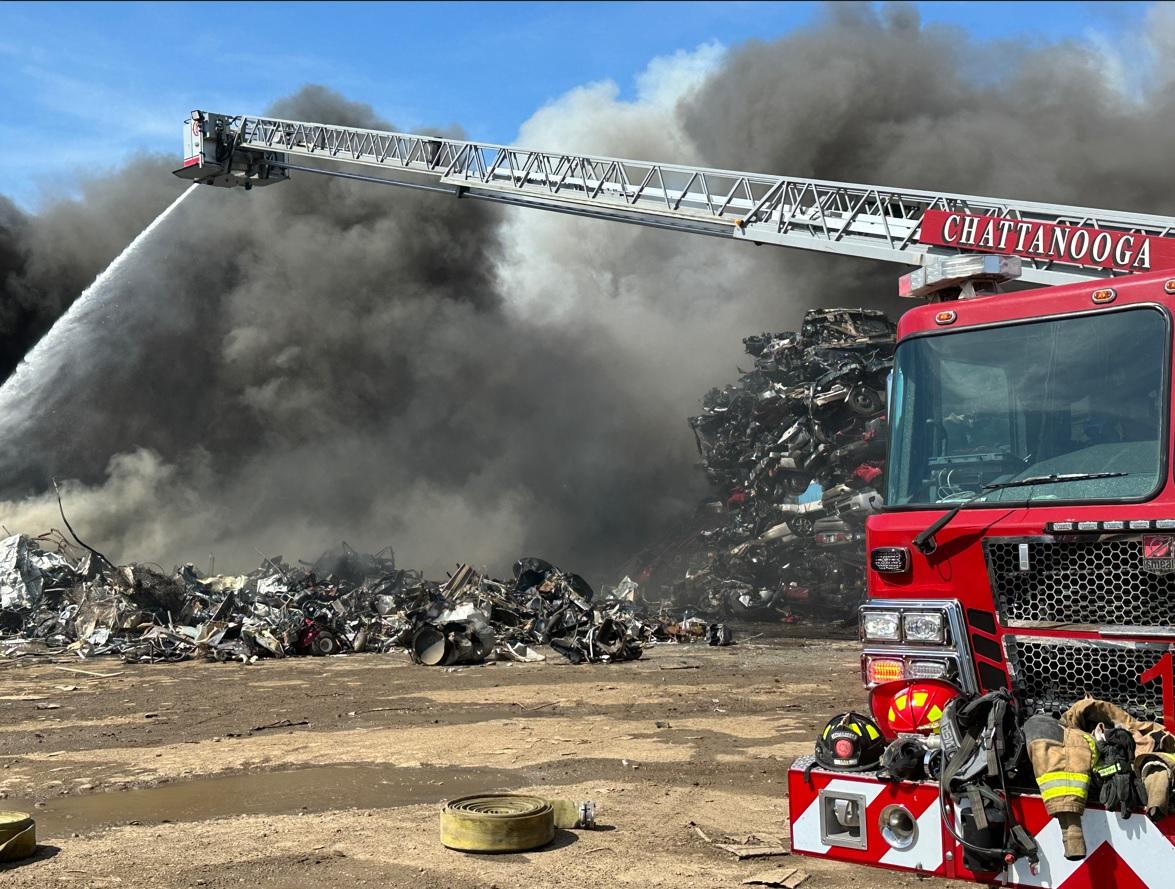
left=0, top=184, right=198, bottom=431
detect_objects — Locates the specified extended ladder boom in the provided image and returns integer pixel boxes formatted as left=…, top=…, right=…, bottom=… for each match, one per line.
left=176, top=111, right=1175, bottom=289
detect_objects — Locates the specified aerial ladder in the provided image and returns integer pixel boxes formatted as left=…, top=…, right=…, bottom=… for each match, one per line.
left=177, top=110, right=1175, bottom=886
left=175, top=110, right=1175, bottom=299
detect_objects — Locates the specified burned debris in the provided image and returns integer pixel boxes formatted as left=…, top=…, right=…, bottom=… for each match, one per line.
left=673, top=308, right=896, bottom=619
left=0, top=536, right=669, bottom=666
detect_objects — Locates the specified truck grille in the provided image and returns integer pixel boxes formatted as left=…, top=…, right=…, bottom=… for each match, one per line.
left=1004, top=636, right=1167, bottom=720
left=986, top=537, right=1175, bottom=628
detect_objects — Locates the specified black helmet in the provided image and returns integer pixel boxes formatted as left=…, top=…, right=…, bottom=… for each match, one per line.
left=815, top=711, right=886, bottom=771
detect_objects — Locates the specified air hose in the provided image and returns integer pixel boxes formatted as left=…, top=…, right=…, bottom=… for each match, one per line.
left=0, top=811, right=35, bottom=862
left=440, top=795, right=555, bottom=853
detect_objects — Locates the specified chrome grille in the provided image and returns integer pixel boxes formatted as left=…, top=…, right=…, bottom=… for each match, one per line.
left=986, top=537, right=1175, bottom=628
left=1004, top=636, right=1167, bottom=719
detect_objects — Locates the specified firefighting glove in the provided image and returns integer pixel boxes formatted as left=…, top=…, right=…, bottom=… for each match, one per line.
left=1096, top=727, right=1146, bottom=818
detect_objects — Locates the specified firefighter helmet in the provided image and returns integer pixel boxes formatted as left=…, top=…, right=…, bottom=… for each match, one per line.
left=870, top=679, right=960, bottom=738
left=814, top=711, right=886, bottom=771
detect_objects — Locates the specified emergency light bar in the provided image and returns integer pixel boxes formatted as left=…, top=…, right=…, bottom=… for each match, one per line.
left=1048, top=518, right=1175, bottom=533
left=898, top=254, right=1021, bottom=300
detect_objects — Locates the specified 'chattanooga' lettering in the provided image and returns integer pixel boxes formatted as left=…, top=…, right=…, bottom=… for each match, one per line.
left=918, top=209, right=1175, bottom=273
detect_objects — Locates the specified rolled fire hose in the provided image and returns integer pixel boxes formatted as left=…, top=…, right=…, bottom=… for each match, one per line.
left=440, top=795, right=555, bottom=853
left=0, top=811, right=36, bottom=862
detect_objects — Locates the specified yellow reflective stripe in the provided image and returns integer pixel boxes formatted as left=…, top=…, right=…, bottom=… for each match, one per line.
left=823, top=725, right=831, bottom=739
left=926, top=705, right=943, bottom=724
left=1084, top=734, right=1099, bottom=768
left=912, top=691, right=928, bottom=707
left=888, top=706, right=897, bottom=724
left=1040, top=785, right=1088, bottom=802
left=895, top=693, right=908, bottom=710
left=1038, top=779, right=1089, bottom=792
left=865, top=723, right=880, bottom=740
left=849, top=723, right=862, bottom=736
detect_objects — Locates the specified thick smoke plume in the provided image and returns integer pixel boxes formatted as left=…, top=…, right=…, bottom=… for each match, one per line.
left=0, top=164, right=187, bottom=380
left=0, top=86, right=703, bottom=577
left=3, top=3, right=1175, bottom=577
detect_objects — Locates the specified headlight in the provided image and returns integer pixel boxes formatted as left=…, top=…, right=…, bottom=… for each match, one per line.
left=906, top=658, right=951, bottom=680
left=903, top=612, right=946, bottom=644
left=862, top=611, right=901, bottom=641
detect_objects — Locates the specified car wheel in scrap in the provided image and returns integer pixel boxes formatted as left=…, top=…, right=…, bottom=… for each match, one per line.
left=847, top=385, right=883, bottom=416
left=310, top=631, right=342, bottom=656
left=786, top=515, right=816, bottom=538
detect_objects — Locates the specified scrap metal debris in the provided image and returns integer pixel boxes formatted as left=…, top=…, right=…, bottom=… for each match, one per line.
left=691, top=821, right=793, bottom=861
left=0, top=536, right=678, bottom=666
left=668, top=308, right=896, bottom=619
left=716, top=842, right=793, bottom=860
left=741, top=868, right=809, bottom=888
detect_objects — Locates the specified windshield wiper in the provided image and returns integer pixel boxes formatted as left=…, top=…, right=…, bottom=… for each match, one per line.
left=912, top=472, right=1128, bottom=555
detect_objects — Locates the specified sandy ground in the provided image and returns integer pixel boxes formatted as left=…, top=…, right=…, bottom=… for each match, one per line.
left=0, top=635, right=950, bottom=889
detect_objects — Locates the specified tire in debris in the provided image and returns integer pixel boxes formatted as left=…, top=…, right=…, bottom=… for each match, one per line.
left=309, top=631, right=342, bottom=656
left=847, top=385, right=883, bottom=416
left=440, top=794, right=555, bottom=853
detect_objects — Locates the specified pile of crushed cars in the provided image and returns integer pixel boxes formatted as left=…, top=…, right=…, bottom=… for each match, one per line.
left=669, top=307, right=896, bottom=620
left=1, top=534, right=707, bottom=666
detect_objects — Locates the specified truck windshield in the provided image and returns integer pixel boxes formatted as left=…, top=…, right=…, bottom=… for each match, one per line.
left=887, top=307, right=1168, bottom=506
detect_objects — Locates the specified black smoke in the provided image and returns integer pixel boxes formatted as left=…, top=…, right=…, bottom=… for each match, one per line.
left=0, top=164, right=187, bottom=381
left=678, top=2, right=1175, bottom=314
left=0, top=86, right=701, bottom=576
left=3, top=4, right=1175, bottom=576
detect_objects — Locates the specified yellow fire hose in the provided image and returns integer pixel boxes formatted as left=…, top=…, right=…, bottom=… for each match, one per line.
left=440, top=795, right=555, bottom=853
left=0, top=812, right=36, bottom=863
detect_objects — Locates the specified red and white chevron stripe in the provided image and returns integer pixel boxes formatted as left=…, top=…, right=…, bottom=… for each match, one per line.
left=788, top=759, right=1175, bottom=887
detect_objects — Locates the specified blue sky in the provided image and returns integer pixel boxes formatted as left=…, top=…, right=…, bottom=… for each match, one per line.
left=0, top=1, right=1153, bottom=211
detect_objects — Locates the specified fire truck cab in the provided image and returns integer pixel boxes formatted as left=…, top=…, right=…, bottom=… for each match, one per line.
left=788, top=268, right=1175, bottom=887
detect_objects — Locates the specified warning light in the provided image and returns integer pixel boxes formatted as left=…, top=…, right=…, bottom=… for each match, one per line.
left=864, top=656, right=906, bottom=685
left=935, top=310, right=957, bottom=325
left=1165, top=279, right=1175, bottom=294
left=870, top=547, right=910, bottom=574
left=898, top=254, right=1021, bottom=299
left=1091, top=288, right=1116, bottom=304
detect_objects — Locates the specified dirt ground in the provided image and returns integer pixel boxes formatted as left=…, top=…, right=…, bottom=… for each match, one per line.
left=0, top=633, right=951, bottom=889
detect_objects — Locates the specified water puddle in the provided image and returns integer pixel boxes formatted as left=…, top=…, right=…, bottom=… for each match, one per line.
left=20, top=764, right=518, bottom=837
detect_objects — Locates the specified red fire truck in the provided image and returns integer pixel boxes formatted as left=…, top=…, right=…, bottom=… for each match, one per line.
left=178, top=111, right=1175, bottom=886
left=788, top=264, right=1175, bottom=887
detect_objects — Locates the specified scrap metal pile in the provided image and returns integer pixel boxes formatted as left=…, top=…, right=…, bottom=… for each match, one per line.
left=0, top=535, right=675, bottom=665
left=678, top=308, right=896, bottom=619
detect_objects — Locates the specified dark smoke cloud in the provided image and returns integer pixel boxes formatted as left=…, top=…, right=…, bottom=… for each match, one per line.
left=0, top=162, right=187, bottom=379
left=3, top=4, right=1175, bottom=577
left=0, top=86, right=701, bottom=576
left=678, top=1, right=1175, bottom=314
left=684, top=3, right=1175, bottom=210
